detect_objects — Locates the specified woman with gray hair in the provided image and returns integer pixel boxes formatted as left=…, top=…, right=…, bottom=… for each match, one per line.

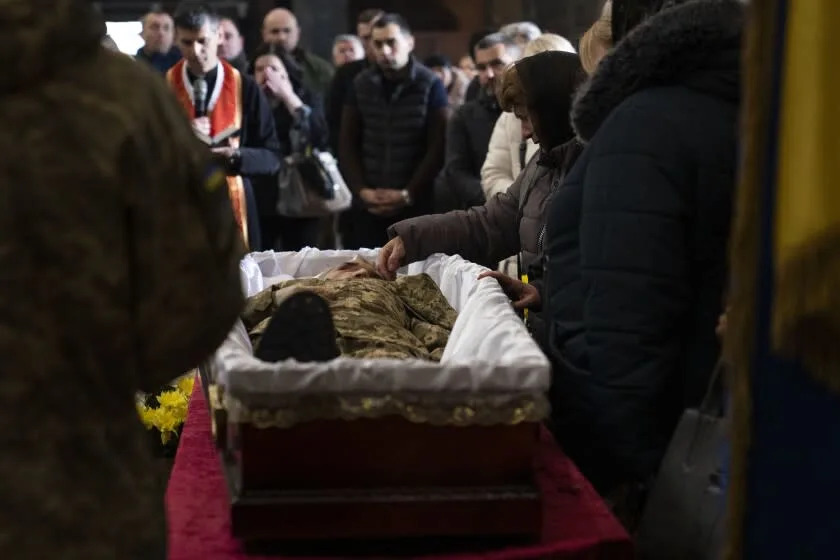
left=499, top=21, right=542, bottom=47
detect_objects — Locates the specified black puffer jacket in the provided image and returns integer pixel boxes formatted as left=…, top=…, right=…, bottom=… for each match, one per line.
left=543, top=0, right=743, bottom=492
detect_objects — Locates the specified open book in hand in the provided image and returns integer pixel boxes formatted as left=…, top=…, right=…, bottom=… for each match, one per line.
left=196, top=125, right=241, bottom=148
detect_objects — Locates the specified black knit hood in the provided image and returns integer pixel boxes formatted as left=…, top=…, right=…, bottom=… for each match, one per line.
left=516, top=51, right=585, bottom=150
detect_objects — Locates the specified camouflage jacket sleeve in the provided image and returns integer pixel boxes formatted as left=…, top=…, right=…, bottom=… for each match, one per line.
left=126, top=75, right=245, bottom=390
left=395, top=274, right=458, bottom=330
left=395, top=275, right=457, bottom=359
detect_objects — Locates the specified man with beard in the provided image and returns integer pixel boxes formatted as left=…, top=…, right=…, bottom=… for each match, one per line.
left=339, top=13, right=447, bottom=249
left=433, top=32, right=522, bottom=212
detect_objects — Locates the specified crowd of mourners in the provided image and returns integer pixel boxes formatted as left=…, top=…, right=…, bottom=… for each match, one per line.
left=1, top=0, right=744, bottom=556
left=115, top=0, right=742, bottom=533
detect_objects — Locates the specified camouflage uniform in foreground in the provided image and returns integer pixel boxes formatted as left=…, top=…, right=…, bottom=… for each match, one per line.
left=243, top=274, right=457, bottom=361
left=0, top=2, right=244, bottom=557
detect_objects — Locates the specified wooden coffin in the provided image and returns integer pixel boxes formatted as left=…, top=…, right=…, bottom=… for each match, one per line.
left=202, top=376, right=543, bottom=543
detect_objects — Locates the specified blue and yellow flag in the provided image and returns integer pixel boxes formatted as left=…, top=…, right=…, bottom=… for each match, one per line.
left=727, top=1, right=840, bottom=558
left=773, top=0, right=840, bottom=379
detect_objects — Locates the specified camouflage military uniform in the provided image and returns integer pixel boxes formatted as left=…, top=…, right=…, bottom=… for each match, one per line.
left=243, top=274, right=457, bottom=361
left=0, top=2, right=244, bottom=558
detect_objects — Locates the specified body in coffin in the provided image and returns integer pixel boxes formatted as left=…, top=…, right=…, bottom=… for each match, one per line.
left=243, top=260, right=458, bottom=361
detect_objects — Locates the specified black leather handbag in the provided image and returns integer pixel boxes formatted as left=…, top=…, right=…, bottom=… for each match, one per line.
left=275, top=107, right=351, bottom=218
left=635, top=361, right=729, bottom=560
left=276, top=148, right=351, bottom=218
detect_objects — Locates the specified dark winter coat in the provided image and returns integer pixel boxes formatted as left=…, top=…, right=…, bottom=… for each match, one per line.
left=543, top=0, right=744, bottom=492
left=0, top=2, right=244, bottom=556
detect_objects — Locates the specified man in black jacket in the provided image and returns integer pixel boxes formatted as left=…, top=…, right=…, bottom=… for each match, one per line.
left=433, top=32, right=521, bottom=212
left=339, top=13, right=447, bottom=249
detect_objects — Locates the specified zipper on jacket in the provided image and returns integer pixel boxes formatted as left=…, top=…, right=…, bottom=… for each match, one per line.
left=384, top=85, right=401, bottom=190
left=538, top=224, right=546, bottom=254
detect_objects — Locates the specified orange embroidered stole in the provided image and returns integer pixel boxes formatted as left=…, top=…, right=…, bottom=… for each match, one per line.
left=166, top=60, right=249, bottom=248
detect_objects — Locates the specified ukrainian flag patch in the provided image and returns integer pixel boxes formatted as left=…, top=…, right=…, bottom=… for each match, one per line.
left=204, top=163, right=226, bottom=192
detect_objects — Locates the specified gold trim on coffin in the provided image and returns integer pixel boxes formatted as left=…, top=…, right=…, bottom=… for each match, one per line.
left=208, top=385, right=549, bottom=429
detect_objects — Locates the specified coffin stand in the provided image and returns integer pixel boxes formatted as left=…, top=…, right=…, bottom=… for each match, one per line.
left=200, top=372, right=542, bottom=543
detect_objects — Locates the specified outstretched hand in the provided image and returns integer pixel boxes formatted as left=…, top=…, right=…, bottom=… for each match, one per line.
left=376, top=236, right=406, bottom=280
left=477, top=270, right=540, bottom=310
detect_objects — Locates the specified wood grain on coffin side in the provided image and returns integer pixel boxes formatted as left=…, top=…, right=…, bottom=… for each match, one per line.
left=225, top=421, right=543, bottom=540
left=235, top=420, right=539, bottom=491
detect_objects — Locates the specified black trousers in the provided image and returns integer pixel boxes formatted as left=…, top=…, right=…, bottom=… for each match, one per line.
left=259, top=215, right=322, bottom=252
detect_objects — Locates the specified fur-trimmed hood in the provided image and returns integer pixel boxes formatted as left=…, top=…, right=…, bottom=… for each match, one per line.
left=572, top=0, right=744, bottom=142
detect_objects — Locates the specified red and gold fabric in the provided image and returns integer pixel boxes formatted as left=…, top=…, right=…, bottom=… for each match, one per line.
left=166, top=59, right=249, bottom=248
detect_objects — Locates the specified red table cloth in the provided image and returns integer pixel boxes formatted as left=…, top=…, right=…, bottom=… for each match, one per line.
left=167, top=384, right=633, bottom=560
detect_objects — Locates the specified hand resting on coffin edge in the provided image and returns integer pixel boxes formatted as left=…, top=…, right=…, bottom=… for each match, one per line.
left=477, top=270, right=540, bottom=310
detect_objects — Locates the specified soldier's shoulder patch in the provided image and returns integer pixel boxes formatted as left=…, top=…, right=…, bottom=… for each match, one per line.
left=204, top=163, right=227, bottom=192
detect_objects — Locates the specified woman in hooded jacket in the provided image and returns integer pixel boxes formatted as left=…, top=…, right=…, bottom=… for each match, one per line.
left=480, top=33, right=578, bottom=204
left=377, top=50, right=585, bottom=349
left=542, top=0, right=744, bottom=496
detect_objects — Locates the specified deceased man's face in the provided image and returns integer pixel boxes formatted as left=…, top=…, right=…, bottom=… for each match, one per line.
left=323, top=259, right=381, bottom=281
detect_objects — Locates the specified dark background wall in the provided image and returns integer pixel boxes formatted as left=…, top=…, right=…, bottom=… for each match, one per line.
left=95, top=0, right=603, bottom=62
